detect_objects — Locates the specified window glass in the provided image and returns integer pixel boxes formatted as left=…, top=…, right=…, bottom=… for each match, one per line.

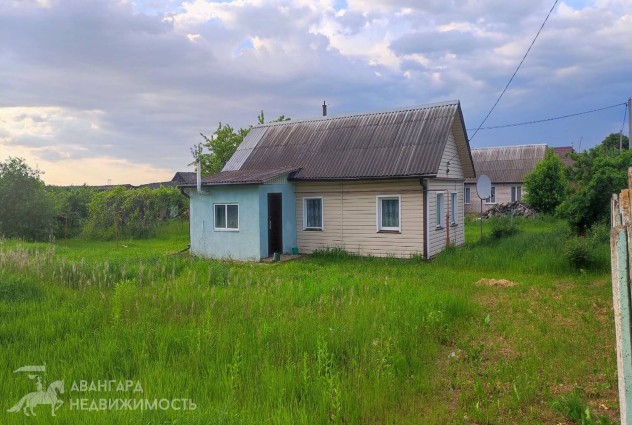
left=486, top=187, right=496, bottom=204
left=215, top=204, right=226, bottom=229
left=450, top=192, right=458, bottom=224
left=304, top=198, right=323, bottom=229
left=227, top=205, right=239, bottom=229
left=436, top=193, right=445, bottom=227
left=381, top=198, right=399, bottom=228
left=464, top=187, right=471, bottom=204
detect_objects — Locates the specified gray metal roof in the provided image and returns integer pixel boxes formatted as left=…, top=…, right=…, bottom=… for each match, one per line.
left=223, top=100, right=474, bottom=180
left=466, top=144, right=547, bottom=184
left=180, top=166, right=300, bottom=186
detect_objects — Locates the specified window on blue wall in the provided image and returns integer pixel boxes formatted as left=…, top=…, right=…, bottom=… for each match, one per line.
left=377, top=195, right=401, bottom=232
left=303, top=197, right=323, bottom=230
left=214, top=204, right=239, bottom=230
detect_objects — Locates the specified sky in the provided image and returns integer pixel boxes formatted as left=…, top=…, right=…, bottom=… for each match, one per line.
left=0, top=0, right=630, bottom=185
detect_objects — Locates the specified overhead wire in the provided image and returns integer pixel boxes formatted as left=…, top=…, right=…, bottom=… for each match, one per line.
left=466, top=102, right=626, bottom=131
left=469, top=0, right=560, bottom=141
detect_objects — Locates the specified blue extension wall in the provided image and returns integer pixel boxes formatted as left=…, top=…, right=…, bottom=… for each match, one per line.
left=186, top=182, right=297, bottom=260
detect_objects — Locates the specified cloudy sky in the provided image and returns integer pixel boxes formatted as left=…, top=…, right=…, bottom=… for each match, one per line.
left=0, top=0, right=630, bottom=185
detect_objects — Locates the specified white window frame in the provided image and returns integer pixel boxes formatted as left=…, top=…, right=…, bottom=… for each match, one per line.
left=450, top=192, right=458, bottom=226
left=302, top=196, right=324, bottom=231
left=376, top=195, right=401, bottom=232
left=464, top=186, right=471, bottom=204
left=511, top=185, right=522, bottom=202
left=213, top=203, right=239, bottom=231
left=436, top=192, right=445, bottom=229
left=485, top=186, right=496, bottom=205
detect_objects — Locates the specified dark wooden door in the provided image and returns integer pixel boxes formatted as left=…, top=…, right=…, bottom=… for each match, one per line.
left=267, top=193, right=283, bottom=256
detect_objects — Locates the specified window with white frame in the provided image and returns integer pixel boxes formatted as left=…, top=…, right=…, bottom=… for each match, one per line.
left=303, top=197, right=323, bottom=230
left=450, top=192, right=458, bottom=225
left=485, top=186, right=496, bottom=204
left=436, top=192, right=445, bottom=228
left=464, top=186, right=471, bottom=204
left=377, top=196, right=401, bottom=232
left=511, top=186, right=522, bottom=202
left=214, top=203, right=239, bottom=230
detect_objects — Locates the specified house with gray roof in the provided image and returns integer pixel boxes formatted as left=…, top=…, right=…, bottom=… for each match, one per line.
left=464, top=144, right=547, bottom=215
left=180, top=100, right=475, bottom=260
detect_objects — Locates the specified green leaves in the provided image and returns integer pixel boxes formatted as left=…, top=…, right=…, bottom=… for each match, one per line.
left=194, top=112, right=290, bottom=176
left=558, top=133, right=632, bottom=232
left=0, top=157, right=54, bottom=241
left=523, top=148, right=568, bottom=214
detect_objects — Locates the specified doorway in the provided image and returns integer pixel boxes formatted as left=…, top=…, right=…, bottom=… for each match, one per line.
left=267, top=193, right=283, bottom=256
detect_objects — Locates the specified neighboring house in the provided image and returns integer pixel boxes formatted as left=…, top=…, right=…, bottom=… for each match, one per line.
left=552, top=146, right=575, bottom=166
left=464, top=144, right=547, bottom=215
left=180, top=100, right=475, bottom=260
left=137, top=172, right=197, bottom=189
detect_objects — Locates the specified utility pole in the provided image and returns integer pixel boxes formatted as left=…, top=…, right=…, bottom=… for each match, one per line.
left=628, top=97, right=632, bottom=149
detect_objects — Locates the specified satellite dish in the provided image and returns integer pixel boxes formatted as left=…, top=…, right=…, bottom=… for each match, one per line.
left=476, top=175, right=492, bottom=199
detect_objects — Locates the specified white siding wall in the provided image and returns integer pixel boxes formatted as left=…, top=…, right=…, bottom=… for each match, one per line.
left=436, top=133, right=464, bottom=179
left=426, top=179, right=465, bottom=257
left=295, top=179, right=425, bottom=258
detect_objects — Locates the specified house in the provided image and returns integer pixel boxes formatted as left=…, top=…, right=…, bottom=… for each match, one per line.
left=464, top=144, right=547, bottom=215
left=180, top=100, right=475, bottom=260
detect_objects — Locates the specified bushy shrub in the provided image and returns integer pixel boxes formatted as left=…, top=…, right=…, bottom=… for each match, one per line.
left=84, top=186, right=186, bottom=240
left=563, top=236, right=593, bottom=270
left=489, top=217, right=519, bottom=239
left=586, top=222, right=610, bottom=245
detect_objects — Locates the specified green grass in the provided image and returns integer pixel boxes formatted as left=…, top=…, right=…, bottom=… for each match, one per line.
left=0, top=218, right=618, bottom=424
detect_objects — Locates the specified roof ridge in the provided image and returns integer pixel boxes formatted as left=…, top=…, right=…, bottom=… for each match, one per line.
left=253, top=100, right=461, bottom=129
left=472, top=144, right=547, bottom=150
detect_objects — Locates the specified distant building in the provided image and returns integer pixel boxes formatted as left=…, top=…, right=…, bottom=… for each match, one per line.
left=464, top=145, right=547, bottom=215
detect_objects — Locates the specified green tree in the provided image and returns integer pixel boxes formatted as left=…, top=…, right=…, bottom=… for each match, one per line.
left=0, top=157, right=54, bottom=241
left=523, top=148, right=568, bottom=214
left=196, top=123, right=251, bottom=175
left=47, top=185, right=96, bottom=238
left=558, top=137, right=632, bottom=232
left=194, top=111, right=290, bottom=176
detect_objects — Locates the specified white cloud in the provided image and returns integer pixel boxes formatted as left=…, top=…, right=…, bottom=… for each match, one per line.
left=1, top=0, right=630, bottom=185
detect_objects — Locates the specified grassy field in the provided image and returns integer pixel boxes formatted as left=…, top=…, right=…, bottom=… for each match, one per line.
left=0, top=218, right=618, bottom=424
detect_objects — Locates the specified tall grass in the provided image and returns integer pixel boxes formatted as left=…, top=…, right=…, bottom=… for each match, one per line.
left=0, top=218, right=617, bottom=424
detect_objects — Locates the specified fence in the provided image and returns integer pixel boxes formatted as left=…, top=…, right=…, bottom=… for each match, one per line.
left=610, top=168, right=632, bottom=424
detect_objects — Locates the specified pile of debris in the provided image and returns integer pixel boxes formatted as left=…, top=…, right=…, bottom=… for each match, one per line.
left=480, top=202, right=537, bottom=219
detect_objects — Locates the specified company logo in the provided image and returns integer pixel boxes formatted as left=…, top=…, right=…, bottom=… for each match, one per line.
left=6, top=364, right=196, bottom=417
left=7, top=365, right=64, bottom=417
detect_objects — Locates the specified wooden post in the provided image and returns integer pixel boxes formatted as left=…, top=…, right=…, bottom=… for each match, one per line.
left=628, top=97, right=631, bottom=148
left=610, top=168, right=632, bottom=424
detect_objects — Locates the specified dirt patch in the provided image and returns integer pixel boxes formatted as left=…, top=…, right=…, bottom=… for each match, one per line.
left=476, top=278, right=518, bottom=288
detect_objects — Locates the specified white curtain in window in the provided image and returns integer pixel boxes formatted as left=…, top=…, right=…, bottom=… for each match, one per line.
left=382, top=198, right=399, bottom=228
left=436, top=193, right=445, bottom=227
left=305, top=198, right=322, bottom=228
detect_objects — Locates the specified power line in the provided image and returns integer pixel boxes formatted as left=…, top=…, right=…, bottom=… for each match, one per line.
left=469, top=0, right=560, bottom=141
left=466, top=102, right=626, bottom=131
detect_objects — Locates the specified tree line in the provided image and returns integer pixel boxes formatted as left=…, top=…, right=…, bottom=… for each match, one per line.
left=0, top=157, right=187, bottom=241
